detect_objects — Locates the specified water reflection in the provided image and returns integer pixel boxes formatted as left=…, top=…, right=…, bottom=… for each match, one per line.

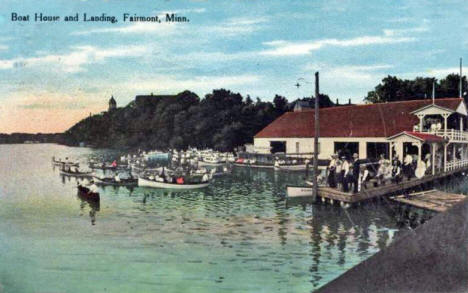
left=78, top=193, right=100, bottom=225
left=0, top=144, right=407, bottom=292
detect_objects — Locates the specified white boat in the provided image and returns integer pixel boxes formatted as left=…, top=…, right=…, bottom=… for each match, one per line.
left=138, top=177, right=210, bottom=189
left=93, top=176, right=137, bottom=186
left=286, top=186, right=313, bottom=198
left=274, top=164, right=307, bottom=171
left=199, top=156, right=225, bottom=166
left=144, top=151, right=170, bottom=160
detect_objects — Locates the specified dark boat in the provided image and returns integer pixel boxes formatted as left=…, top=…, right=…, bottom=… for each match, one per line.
left=77, top=185, right=100, bottom=202
left=52, top=158, right=79, bottom=167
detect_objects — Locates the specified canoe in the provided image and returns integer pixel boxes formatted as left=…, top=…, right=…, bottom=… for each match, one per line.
left=77, top=185, right=100, bottom=202
left=286, top=186, right=313, bottom=198
left=93, top=176, right=137, bottom=186
left=60, top=169, right=93, bottom=177
left=138, top=177, right=210, bottom=189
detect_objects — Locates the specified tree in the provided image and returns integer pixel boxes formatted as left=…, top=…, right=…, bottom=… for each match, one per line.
left=364, top=74, right=467, bottom=103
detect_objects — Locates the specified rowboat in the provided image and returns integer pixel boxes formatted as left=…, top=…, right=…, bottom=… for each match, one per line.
left=89, top=162, right=129, bottom=171
left=93, top=176, right=137, bottom=186
left=138, top=177, right=210, bottom=189
left=286, top=185, right=313, bottom=198
left=77, top=185, right=100, bottom=202
left=52, top=159, right=79, bottom=167
left=60, top=169, right=93, bottom=177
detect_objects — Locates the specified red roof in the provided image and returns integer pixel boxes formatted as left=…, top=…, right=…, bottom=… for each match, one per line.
left=255, top=98, right=463, bottom=138
left=388, top=131, right=446, bottom=142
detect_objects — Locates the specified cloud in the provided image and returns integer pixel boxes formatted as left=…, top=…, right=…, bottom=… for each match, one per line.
left=305, top=63, right=393, bottom=82
left=423, top=67, right=467, bottom=78
left=0, top=45, right=149, bottom=72
left=73, top=21, right=180, bottom=35
left=72, top=9, right=205, bottom=36
left=260, top=33, right=415, bottom=56
left=206, top=16, right=268, bottom=36
left=113, top=74, right=261, bottom=96
left=300, top=63, right=394, bottom=101
left=383, top=26, right=429, bottom=36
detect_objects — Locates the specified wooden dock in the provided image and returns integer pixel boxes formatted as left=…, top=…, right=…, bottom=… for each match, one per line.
left=307, top=166, right=468, bottom=205
left=390, top=189, right=466, bottom=212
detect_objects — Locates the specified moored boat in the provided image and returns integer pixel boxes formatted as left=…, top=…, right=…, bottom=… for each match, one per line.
left=274, top=164, right=307, bottom=171
left=77, top=185, right=100, bottom=202
left=93, top=176, right=137, bottom=186
left=138, top=177, right=210, bottom=189
left=60, top=169, right=93, bottom=177
left=286, top=185, right=313, bottom=198
left=52, top=158, right=79, bottom=167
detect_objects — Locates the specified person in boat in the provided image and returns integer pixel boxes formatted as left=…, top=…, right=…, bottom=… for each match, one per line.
left=351, top=153, right=360, bottom=193
left=327, top=154, right=337, bottom=188
left=202, top=172, right=210, bottom=183
left=114, top=173, right=121, bottom=183
left=341, top=156, right=350, bottom=192
left=88, top=180, right=99, bottom=194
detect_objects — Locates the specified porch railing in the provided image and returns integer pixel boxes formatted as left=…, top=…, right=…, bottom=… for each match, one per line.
left=445, top=159, right=468, bottom=171
left=421, top=129, right=468, bottom=142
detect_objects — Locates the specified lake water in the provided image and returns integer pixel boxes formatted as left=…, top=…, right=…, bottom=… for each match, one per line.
left=0, top=144, right=406, bottom=293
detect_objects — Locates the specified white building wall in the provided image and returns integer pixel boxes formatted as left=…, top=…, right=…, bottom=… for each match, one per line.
left=254, top=137, right=389, bottom=160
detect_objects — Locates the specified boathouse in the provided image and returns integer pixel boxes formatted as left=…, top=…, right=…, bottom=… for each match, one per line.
left=254, top=98, right=468, bottom=172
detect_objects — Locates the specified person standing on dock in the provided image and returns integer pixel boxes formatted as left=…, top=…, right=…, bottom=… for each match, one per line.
left=335, top=156, right=343, bottom=190
left=327, top=154, right=337, bottom=188
left=351, top=153, right=360, bottom=193
left=392, top=156, right=402, bottom=183
left=404, top=153, right=413, bottom=180
left=341, top=156, right=350, bottom=192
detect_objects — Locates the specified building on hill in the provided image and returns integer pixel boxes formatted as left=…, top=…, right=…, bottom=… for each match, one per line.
left=135, top=93, right=177, bottom=108
left=109, top=96, right=117, bottom=111
left=293, top=100, right=312, bottom=112
left=254, top=97, right=468, bottom=172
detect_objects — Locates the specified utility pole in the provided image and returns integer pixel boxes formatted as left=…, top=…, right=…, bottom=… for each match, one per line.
left=313, top=72, right=320, bottom=199
left=460, top=58, right=463, bottom=98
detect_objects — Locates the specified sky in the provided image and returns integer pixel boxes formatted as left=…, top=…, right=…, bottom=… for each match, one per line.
left=1, top=0, right=468, bottom=133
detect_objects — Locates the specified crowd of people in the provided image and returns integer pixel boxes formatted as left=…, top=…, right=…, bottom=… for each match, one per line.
left=326, top=152, right=435, bottom=193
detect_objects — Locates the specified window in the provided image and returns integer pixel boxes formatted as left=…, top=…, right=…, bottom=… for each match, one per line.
left=366, top=142, right=389, bottom=160
left=295, top=142, right=300, bottom=154
left=334, top=142, right=359, bottom=159
left=270, top=141, right=286, bottom=154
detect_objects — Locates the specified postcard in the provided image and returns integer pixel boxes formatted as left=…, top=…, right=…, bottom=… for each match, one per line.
left=0, top=1, right=467, bottom=292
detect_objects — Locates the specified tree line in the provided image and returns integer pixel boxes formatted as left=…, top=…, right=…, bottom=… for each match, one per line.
left=365, top=74, right=467, bottom=103
left=64, top=89, right=335, bottom=151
